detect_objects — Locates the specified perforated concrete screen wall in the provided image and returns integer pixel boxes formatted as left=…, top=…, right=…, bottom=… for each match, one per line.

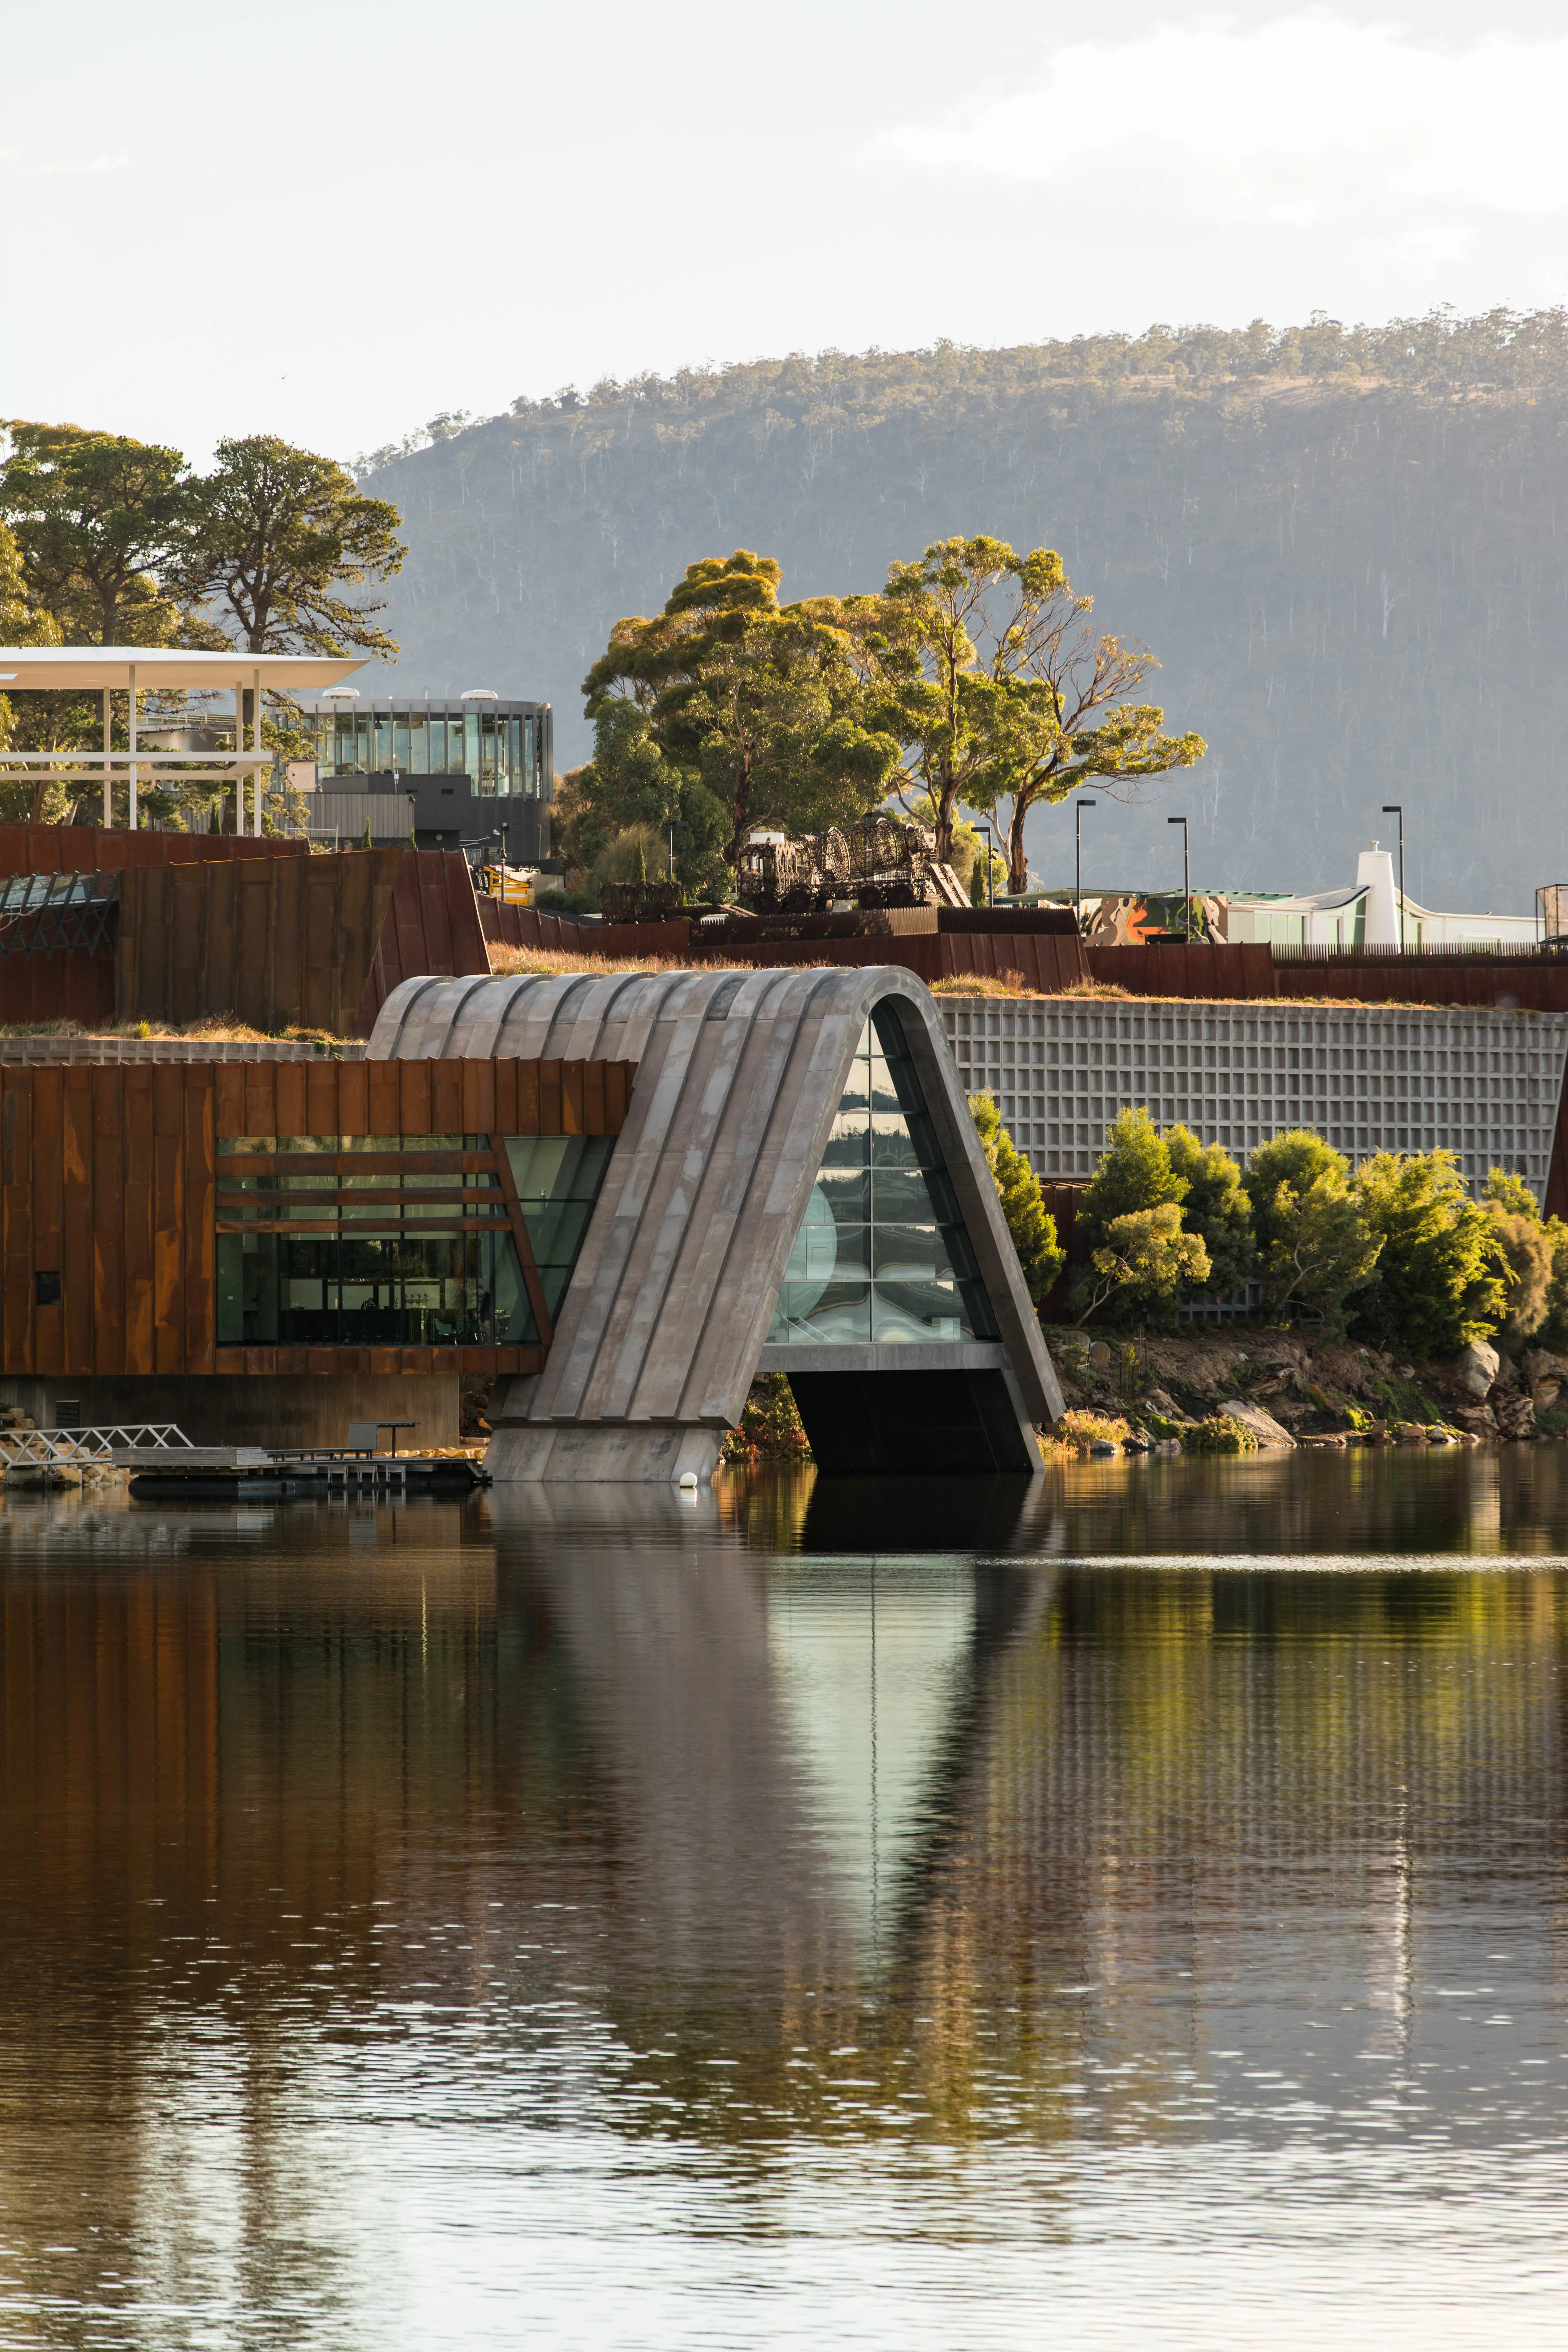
left=939, top=999, right=1568, bottom=1202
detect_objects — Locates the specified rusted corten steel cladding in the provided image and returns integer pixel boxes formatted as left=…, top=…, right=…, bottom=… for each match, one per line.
left=116, top=845, right=489, bottom=1034
left=0, top=830, right=491, bottom=1038
left=0, top=824, right=308, bottom=874
left=0, top=1055, right=633, bottom=1383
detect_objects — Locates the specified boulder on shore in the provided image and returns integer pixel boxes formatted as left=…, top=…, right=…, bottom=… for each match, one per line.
left=1453, top=1340, right=1500, bottom=1400
left=1217, top=1400, right=1296, bottom=1449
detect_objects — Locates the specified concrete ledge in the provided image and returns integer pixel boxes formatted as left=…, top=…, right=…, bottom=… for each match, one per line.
left=484, top=1422, right=722, bottom=1484
left=758, top=1342, right=1008, bottom=1374
left=0, top=1038, right=336, bottom=1064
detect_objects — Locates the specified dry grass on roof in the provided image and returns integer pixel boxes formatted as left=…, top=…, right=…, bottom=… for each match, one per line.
left=0, top=1015, right=353, bottom=1045
left=486, top=944, right=845, bottom=981
left=483, top=947, right=1472, bottom=1014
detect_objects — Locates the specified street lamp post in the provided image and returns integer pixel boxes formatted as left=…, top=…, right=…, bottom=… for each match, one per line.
left=1168, top=815, right=1191, bottom=942
left=976, top=820, right=995, bottom=909
left=1381, top=804, right=1405, bottom=953
left=1076, top=798, right=1097, bottom=934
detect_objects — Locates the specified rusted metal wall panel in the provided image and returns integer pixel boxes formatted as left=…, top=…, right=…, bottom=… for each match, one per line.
left=0, top=824, right=307, bottom=875
left=0, top=947, right=115, bottom=1026
left=352, top=851, right=489, bottom=1036
left=0, top=1053, right=634, bottom=1380
left=118, top=847, right=406, bottom=1035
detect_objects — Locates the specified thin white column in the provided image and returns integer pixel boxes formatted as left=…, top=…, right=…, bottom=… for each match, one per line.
left=101, top=690, right=111, bottom=828
left=235, top=680, right=245, bottom=833
left=127, top=664, right=138, bottom=830
left=252, top=665, right=263, bottom=835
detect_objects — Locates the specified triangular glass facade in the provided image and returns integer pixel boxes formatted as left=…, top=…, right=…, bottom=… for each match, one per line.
left=766, top=1005, right=997, bottom=1345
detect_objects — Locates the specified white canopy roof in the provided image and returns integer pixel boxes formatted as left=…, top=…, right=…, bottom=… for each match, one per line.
left=0, top=646, right=369, bottom=691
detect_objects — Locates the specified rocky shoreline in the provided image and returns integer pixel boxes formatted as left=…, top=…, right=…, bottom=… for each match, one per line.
left=1042, top=1326, right=1568, bottom=1455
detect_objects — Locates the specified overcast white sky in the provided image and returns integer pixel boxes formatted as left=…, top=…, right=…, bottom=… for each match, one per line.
left=8, top=0, right=1568, bottom=465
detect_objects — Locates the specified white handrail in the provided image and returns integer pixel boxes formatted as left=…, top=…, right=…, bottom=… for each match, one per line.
left=0, top=751, right=275, bottom=766
left=0, top=1422, right=193, bottom=1468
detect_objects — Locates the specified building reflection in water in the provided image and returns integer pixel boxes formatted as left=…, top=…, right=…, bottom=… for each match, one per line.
left=0, top=1465, right=1564, bottom=2326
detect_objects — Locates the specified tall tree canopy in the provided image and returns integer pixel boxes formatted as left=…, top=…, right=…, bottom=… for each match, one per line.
left=580, top=538, right=1201, bottom=882
left=0, top=423, right=192, bottom=647
left=846, top=535, right=1205, bottom=881
left=583, top=551, right=899, bottom=865
left=172, top=436, right=404, bottom=656
left=0, top=420, right=406, bottom=827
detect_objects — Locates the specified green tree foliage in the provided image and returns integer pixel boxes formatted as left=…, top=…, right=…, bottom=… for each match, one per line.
left=1478, top=1170, right=1553, bottom=1343
left=358, top=312, right=1568, bottom=908
left=1076, top=1106, right=1186, bottom=1248
left=1488, top=1210, right=1552, bottom=1344
left=1483, top=1167, right=1540, bottom=1219
left=1077, top=1202, right=1210, bottom=1324
left=1348, top=1150, right=1509, bottom=1357
left=1243, top=1130, right=1380, bottom=1321
left=1162, top=1126, right=1254, bottom=1299
left=1, top=424, right=407, bottom=815
left=1, top=422, right=194, bottom=646
left=172, top=435, right=404, bottom=659
left=843, top=534, right=1202, bottom=882
left=969, top=1093, right=1065, bottom=1305
left=0, top=518, right=57, bottom=790
left=582, top=550, right=899, bottom=867
left=1535, top=1220, right=1568, bottom=1355
left=556, top=700, right=728, bottom=897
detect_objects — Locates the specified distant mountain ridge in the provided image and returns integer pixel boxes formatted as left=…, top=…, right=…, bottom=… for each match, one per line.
left=356, top=313, right=1568, bottom=910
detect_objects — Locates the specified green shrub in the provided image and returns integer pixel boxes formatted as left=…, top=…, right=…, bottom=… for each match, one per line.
left=1349, top=1149, right=1509, bottom=1357
left=1487, top=1207, right=1552, bottom=1342
left=1164, top=1125, right=1255, bottom=1300
left=722, top=1374, right=812, bottom=1463
left=969, top=1092, right=1065, bottom=1304
left=1076, top=1106, right=1186, bottom=1247
left=1536, top=1218, right=1568, bottom=1353
left=1484, top=1167, right=1540, bottom=1219
left=1243, top=1130, right=1380, bottom=1322
left=1186, top=1413, right=1260, bottom=1454
left=1074, top=1201, right=1210, bottom=1324
left=1051, top=1408, right=1130, bottom=1453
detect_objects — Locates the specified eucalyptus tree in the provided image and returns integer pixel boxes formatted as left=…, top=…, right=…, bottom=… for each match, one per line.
left=847, top=534, right=1205, bottom=886
left=173, top=435, right=404, bottom=658
left=583, top=550, right=899, bottom=866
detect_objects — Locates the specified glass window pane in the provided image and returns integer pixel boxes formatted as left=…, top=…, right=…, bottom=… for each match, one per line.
left=765, top=1004, right=997, bottom=1346
left=216, top=1133, right=614, bottom=1351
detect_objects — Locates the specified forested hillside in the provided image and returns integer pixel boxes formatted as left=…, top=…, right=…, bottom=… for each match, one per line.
left=356, top=313, right=1568, bottom=910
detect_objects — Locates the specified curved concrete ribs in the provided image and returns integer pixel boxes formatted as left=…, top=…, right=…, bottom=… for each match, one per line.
left=370, top=967, right=1064, bottom=1480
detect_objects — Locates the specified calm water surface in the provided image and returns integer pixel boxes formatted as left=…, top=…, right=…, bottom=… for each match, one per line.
left=2, top=1451, right=1567, bottom=2348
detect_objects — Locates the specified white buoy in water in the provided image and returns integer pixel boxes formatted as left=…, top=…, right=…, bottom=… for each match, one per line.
left=678, top=1471, right=699, bottom=1491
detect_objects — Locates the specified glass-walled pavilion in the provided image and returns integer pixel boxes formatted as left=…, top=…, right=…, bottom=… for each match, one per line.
left=304, top=697, right=552, bottom=803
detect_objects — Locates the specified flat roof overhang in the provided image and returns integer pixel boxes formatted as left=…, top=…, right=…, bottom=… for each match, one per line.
left=0, top=647, right=369, bottom=691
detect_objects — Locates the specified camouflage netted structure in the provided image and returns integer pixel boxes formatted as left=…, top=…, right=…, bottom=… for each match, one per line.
left=736, top=819, right=966, bottom=913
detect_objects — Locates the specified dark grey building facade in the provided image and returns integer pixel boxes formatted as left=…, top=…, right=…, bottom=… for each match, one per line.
left=302, top=694, right=553, bottom=862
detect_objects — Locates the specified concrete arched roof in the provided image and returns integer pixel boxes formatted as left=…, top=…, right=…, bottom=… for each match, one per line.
left=369, top=967, right=1063, bottom=1438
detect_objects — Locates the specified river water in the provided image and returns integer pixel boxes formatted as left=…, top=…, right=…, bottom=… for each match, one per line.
left=2, top=1452, right=1567, bottom=2349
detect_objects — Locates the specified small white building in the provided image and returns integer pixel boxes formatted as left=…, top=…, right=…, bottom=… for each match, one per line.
left=1220, top=844, right=1536, bottom=951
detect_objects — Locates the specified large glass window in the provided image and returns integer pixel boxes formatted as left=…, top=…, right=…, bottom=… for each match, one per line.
left=314, top=701, right=544, bottom=786
left=766, top=1007, right=996, bottom=1345
left=216, top=1133, right=613, bottom=1348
